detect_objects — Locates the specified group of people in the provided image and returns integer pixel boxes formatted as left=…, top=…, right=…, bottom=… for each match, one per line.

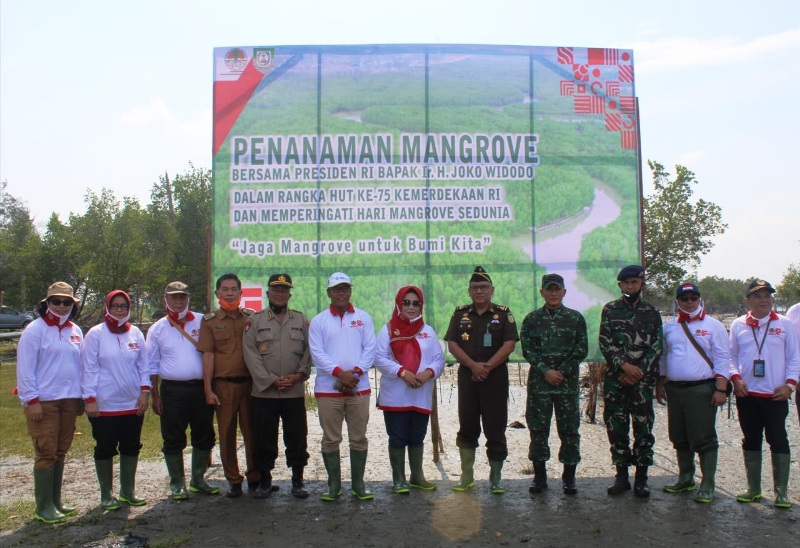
left=15, top=265, right=800, bottom=523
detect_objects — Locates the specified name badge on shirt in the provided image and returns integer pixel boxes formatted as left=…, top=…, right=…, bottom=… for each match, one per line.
left=483, top=332, right=492, bottom=347
left=753, top=359, right=765, bottom=378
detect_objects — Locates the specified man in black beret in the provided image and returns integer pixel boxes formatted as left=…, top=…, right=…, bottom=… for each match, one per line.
left=444, top=266, right=519, bottom=494
left=599, top=265, right=663, bottom=498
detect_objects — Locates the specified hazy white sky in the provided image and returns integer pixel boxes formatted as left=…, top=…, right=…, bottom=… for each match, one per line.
left=2, top=0, right=798, bottom=285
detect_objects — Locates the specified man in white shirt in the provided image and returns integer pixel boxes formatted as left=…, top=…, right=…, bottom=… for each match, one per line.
left=309, top=273, right=376, bottom=501
left=656, top=282, right=730, bottom=503
left=729, top=279, right=800, bottom=508
left=148, top=281, right=219, bottom=500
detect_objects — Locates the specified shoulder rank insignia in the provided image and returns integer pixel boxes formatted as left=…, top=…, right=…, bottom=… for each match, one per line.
left=203, top=312, right=216, bottom=321
left=242, top=307, right=255, bottom=315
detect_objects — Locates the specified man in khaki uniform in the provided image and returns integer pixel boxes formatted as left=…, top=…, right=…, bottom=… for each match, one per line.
left=199, top=273, right=259, bottom=498
left=243, top=274, right=312, bottom=498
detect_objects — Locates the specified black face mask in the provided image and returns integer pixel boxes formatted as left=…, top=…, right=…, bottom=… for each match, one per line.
left=622, top=290, right=641, bottom=304
left=269, top=303, right=287, bottom=314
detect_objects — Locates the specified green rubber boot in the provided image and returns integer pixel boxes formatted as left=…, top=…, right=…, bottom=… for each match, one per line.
left=408, top=446, right=437, bottom=490
left=95, top=459, right=121, bottom=510
left=694, top=449, right=717, bottom=503
left=453, top=447, right=476, bottom=492
left=664, top=449, right=696, bottom=493
left=320, top=451, right=342, bottom=501
left=163, top=452, right=188, bottom=500
left=771, top=453, right=792, bottom=508
left=33, top=467, right=66, bottom=524
left=119, top=455, right=146, bottom=506
left=736, top=451, right=763, bottom=503
left=350, top=449, right=374, bottom=500
left=489, top=460, right=505, bottom=494
left=188, top=448, right=220, bottom=494
left=388, top=447, right=410, bottom=494
left=52, top=461, right=76, bottom=516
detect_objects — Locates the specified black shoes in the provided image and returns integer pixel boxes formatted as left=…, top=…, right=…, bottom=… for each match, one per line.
left=607, top=465, right=631, bottom=495
left=225, top=483, right=243, bottom=498
left=633, top=466, right=650, bottom=498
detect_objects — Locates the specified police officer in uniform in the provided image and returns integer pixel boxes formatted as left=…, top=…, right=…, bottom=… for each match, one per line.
left=521, top=273, right=588, bottom=495
left=599, top=265, right=663, bottom=498
left=199, top=273, right=260, bottom=498
left=243, top=274, right=311, bottom=499
left=445, top=266, right=519, bottom=494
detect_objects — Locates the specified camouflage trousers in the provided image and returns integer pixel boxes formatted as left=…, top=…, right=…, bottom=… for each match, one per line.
left=602, top=379, right=655, bottom=467
left=526, top=391, right=580, bottom=464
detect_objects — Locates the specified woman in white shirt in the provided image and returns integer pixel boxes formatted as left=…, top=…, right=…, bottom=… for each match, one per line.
left=375, top=286, right=445, bottom=493
left=16, top=282, right=84, bottom=523
left=81, top=290, right=151, bottom=510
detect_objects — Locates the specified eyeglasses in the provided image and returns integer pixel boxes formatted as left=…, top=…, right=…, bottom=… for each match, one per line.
left=469, top=285, right=492, bottom=292
left=109, top=303, right=130, bottom=310
left=49, top=298, right=73, bottom=306
left=402, top=300, right=421, bottom=307
left=330, top=286, right=351, bottom=294
left=678, top=295, right=699, bottom=302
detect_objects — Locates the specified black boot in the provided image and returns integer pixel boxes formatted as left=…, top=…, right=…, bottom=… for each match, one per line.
left=607, top=465, right=631, bottom=495
left=529, top=461, right=548, bottom=494
left=562, top=464, right=578, bottom=495
left=291, top=466, right=309, bottom=499
left=634, top=466, right=650, bottom=498
left=253, top=471, right=274, bottom=499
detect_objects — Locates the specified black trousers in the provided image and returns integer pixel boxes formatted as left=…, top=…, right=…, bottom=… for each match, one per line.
left=159, top=380, right=215, bottom=454
left=250, top=397, right=309, bottom=473
left=89, top=414, right=144, bottom=460
left=456, top=364, right=509, bottom=461
left=735, top=396, right=790, bottom=454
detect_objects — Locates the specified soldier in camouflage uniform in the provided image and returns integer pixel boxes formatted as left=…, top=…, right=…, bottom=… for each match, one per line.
left=521, top=273, right=588, bottom=495
left=599, top=265, right=663, bottom=498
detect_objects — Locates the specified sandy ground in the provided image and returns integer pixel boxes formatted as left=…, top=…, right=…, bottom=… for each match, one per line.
left=1, top=364, right=799, bottom=547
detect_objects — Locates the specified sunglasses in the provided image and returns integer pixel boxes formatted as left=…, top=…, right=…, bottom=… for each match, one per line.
left=678, top=295, right=700, bottom=302
left=109, top=303, right=130, bottom=310
left=49, top=298, right=73, bottom=306
left=402, top=300, right=421, bottom=307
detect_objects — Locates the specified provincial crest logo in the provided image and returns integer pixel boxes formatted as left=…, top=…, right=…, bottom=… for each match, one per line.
left=253, top=48, right=275, bottom=73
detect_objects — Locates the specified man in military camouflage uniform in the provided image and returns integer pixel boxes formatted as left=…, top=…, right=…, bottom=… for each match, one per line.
left=445, top=266, right=519, bottom=494
left=599, top=265, right=663, bottom=498
left=521, top=273, right=588, bottom=495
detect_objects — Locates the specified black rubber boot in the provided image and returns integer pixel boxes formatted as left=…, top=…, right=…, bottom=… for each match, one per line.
left=529, top=461, right=548, bottom=494
left=291, top=466, right=309, bottom=499
left=633, top=466, right=650, bottom=498
left=607, top=465, right=631, bottom=495
left=562, top=464, right=578, bottom=495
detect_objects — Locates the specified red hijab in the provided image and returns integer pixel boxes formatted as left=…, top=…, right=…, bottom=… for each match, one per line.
left=104, top=290, right=132, bottom=334
left=388, top=286, right=424, bottom=374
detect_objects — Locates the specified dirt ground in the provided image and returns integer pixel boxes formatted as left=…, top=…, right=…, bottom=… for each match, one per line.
left=2, top=365, right=799, bottom=547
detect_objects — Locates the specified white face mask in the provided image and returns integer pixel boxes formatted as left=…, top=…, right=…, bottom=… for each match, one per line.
left=165, top=299, right=189, bottom=320
left=48, top=306, right=73, bottom=326
left=106, top=306, right=130, bottom=326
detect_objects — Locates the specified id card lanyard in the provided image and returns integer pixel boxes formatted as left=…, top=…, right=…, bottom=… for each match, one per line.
left=750, top=319, right=771, bottom=359
left=750, top=319, right=771, bottom=377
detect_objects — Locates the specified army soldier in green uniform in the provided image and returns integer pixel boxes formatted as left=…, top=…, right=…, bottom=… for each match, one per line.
left=243, top=274, right=311, bottom=499
left=599, top=265, right=663, bottom=498
left=521, top=273, right=588, bottom=495
left=445, top=266, right=519, bottom=494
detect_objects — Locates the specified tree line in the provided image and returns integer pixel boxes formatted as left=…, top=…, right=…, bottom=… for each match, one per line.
left=0, top=165, right=210, bottom=326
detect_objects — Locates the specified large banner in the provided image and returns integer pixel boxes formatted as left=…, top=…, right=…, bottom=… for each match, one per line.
left=212, top=44, right=641, bottom=359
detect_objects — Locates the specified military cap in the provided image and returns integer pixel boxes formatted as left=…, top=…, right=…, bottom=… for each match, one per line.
left=617, top=265, right=645, bottom=281
left=165, top=281, right=190, bottom=295
left=470, top=266, right=492, bottom=284
left=268, top=273, right=293, bottom=288
left=541, top=273, right=565, bottom=289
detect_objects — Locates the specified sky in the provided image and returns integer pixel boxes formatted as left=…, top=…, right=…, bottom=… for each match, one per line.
left=2, top=0, right=799, bottom=286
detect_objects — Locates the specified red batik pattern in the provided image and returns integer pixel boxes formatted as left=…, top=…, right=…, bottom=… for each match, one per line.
left=558, top=47, right=637, bottom=149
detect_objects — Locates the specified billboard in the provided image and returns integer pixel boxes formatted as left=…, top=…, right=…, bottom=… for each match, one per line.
left=212, top=44, right=641, bottom=359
